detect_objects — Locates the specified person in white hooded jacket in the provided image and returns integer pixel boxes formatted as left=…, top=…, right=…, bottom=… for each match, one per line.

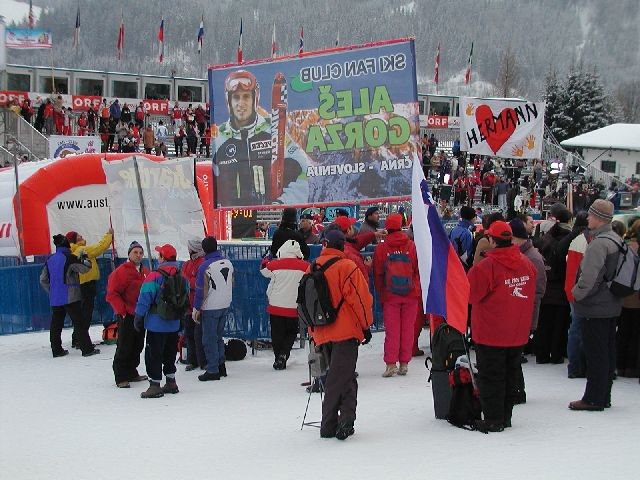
left=260, top=240, right=309, bottom=370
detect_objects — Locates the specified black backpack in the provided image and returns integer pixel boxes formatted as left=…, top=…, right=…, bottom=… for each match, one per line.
left=426, top=323, right=468, bottom=376
left=155, top=268, right=189, bottom=320
left=297, top=257, right=344, bottom=328
left=447, top=367, right=481, bottom=429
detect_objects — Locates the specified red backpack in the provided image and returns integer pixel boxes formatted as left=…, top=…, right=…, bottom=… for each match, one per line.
left=384, top=249, right=414, bottom=296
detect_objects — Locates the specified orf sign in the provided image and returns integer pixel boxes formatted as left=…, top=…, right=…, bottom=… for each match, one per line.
left=72, top=95, right=102, bottom=111
left=427, top=115, right=449, bottom=128
left=0, top=91, right=29, bottom=106
left=143, top=99, right=169, bottom=115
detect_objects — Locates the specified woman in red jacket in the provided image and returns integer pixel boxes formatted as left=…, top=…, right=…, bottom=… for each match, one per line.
left=373, top=214, right=421, bottom=377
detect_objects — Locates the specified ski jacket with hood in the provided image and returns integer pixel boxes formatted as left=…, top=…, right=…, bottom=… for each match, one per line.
left=468, top=245, right=536, bottom=347
left=260, top=240, right=309, bottom=317
left=40, top=246, right=92, bottom=307
left=372, top=230, right=421, bottom=303
left=106, top=261, right=149, bottom=317
left=308, top=248, right=373, bottom=346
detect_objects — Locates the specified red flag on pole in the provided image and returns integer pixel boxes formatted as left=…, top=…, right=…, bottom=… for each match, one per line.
left=237, top=18, right=243, bottom=63
left=116, top=10, right=125, bottom=61
left=434, top=42, right=440, bottom=85
left=465, top=42, right=474, bottom=85
left=158, top=19, right=165, bottom=63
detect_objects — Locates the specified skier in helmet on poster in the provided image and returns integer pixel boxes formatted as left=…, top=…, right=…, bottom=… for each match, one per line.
left=213, top=69, right=309, bottom=207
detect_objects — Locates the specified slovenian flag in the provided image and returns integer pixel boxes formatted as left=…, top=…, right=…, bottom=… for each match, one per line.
left=411, top=157, right=470, bottom=334
left=197, top=15, right=204, bottom=53
left=158, top=19, right=164, bottom=63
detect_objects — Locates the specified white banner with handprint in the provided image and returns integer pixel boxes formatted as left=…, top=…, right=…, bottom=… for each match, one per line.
left=459, top=97, right=545, bottom=159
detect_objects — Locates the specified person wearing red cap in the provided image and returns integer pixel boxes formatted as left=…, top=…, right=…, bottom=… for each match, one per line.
left=373, top=213, right=421, bottom=377
left=67, top=227, right=113, bottom=349
left=331, top=216, right=379, bottom=283
left=467, top=221, right=536, bottom=432
left=134, top=244, right=189, bottom=398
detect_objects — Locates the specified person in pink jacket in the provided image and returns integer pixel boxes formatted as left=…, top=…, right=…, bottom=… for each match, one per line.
left=373, top=213, right=421, bottom=377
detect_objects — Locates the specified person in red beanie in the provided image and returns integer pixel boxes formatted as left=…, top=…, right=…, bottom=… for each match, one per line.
left=373, top=213, right=421, bottom=377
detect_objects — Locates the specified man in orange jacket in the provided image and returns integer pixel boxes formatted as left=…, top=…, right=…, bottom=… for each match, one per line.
left=309, top=229, right=373, bottom=441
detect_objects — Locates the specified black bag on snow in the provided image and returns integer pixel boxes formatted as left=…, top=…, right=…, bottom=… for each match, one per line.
left=426, top=323, right=468, bottom=419
left=297, top=257, right=344, bottom=328
left=447, top=366, right=481, bottom=429
left=154, top=268, right=189, bottom=320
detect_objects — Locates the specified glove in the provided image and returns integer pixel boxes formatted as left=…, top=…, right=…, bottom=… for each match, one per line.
left=133, top=314, right=144, bottom=332
left=259, top=257, right=270, bottom=270
left=192, top=309, right=201, bottom=324
left=361, top=328, right=372, bottom=345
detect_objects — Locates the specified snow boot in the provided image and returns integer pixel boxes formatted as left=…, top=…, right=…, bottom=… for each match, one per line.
left=130, top=374, right=148, bottom=383
left=116, top=381, right=130, bottom=388
left=474, top=419, right=505, bottom=433
left=52, top=349, right=69, bottom=358
left=198, top=371, right=221, bottom=381
left=141, top=382, right=164, bottom=399
left=335, top=419, right=355, bottom=440
left=82, top=348, right=100, bottom=357
left=273, top=354, right=287, bottom=370
left=382, top=363, right=398, bottom=377
left=162, top=378, right=179, bottom=394
left=398, top=363, right=409, bottom=375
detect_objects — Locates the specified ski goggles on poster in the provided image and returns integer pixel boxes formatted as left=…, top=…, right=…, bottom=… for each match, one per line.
left=209, top=38, right=420, bottom=209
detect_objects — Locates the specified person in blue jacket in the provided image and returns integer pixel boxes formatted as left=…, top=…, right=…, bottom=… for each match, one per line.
left=134, top=244, right=189, bottom=399
left=39, top=234, right=100, bottom=358
left=448, top=205, right=477, bottom=270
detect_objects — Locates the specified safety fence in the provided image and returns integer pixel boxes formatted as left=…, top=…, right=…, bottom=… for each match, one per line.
left=0, top=243, right=385, bottom=337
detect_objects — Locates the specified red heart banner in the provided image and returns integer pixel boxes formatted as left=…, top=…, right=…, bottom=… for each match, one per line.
left=475, top=105, right=517, bottom=154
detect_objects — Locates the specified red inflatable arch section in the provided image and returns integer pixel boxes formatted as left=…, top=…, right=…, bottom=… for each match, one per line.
left=16, top=153, right=218, bottom=256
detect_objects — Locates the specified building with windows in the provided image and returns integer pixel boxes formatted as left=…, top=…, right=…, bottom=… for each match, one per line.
left=561, top=124, right=640, bottom=181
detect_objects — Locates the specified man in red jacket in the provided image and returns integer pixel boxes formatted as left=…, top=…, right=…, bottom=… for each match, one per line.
left=373, top=213, right=421, bottom=377
left=468, top=221, right=536, bottom=432
left=106, top=241, right=150, bottom=388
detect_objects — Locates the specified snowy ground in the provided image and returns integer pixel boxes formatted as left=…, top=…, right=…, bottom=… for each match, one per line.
left=1, top=326, right=638, bottom=480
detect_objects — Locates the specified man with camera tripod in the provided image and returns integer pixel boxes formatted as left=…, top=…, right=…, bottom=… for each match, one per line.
left=308, top=229, right=373, bottom=441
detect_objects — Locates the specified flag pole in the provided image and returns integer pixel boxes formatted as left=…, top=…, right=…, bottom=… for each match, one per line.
left=49, top=45, right=55, bottom=94
left=132, top=156, right=153, bottom=270
left=12, top=145, right=25, bottom=263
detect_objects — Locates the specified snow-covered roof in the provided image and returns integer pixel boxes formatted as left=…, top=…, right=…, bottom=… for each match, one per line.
left=560, top=123, right=640, bottom=152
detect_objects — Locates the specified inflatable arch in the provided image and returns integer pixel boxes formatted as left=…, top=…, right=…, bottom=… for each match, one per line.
left=6, top=153, right=218, bottom=256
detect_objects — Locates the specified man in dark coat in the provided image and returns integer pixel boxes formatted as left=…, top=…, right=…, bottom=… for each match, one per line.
left=270, top=207, right=310, bottom=259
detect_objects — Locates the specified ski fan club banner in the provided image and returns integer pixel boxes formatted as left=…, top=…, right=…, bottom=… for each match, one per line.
left=49, top=135, right=100, bottom=159
left=209, top=39, right=421, bottom=208
left=102, top=157, right=205, bottom=261
left=5, top=29, right=52, bottom=49
left=460, top=97, right=545, bottom=160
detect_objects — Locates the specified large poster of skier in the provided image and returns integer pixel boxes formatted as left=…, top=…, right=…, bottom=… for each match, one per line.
left=209, top=38, right=420, bottom=208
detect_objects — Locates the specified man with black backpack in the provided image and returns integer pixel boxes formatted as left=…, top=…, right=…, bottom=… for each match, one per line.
left=134, top=244, right=190, bottom=399
left=307, top=229, right=373, bottom=440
